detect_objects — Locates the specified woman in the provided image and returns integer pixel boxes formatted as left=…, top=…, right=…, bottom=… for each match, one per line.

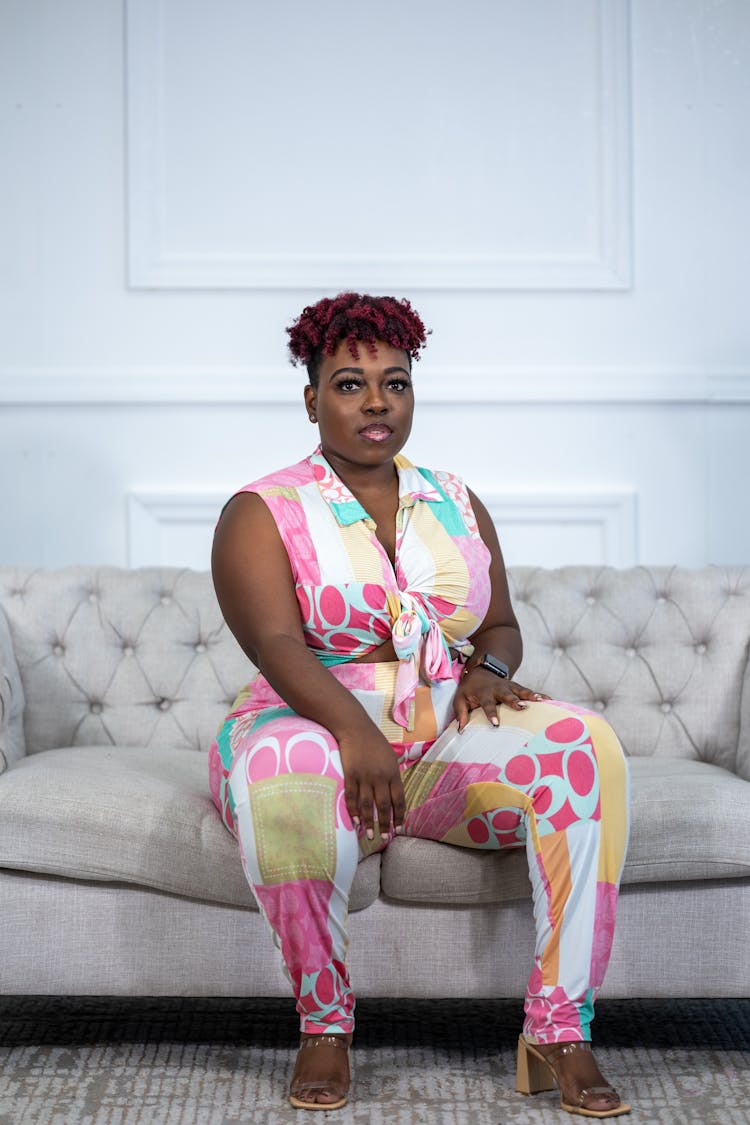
left=209, top=293, right=630, bottom=1116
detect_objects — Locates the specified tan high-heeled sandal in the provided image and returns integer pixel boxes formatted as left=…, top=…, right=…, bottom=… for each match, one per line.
left=289, top=1033, right=351, bottom=1111
left=516, top=1035, right=631, bottom=1118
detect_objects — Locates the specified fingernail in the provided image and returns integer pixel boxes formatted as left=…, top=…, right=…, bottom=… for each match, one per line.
left=533, top=694, right=544, bottom=701
left=395, top=825, right=404, bottom=835
left=380, top=832, right=390, bottom=841
left=366, top=828, right=374, bottom=840
left=491, top=717, right=499, bottom=727
left=352, top=816, right=360, bottom=827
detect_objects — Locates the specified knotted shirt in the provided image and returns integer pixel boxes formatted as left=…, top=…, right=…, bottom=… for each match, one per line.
left=234, top=448, right=492, bottom=730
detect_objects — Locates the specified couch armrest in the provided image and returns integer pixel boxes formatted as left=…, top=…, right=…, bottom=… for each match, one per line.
left=739, top=639, right=750, bottom=783
left=0, top=606, right=25, bottom=772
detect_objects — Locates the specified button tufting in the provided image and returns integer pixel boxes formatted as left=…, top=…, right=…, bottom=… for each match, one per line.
left=52, top=644, right=64, bottom=657
left=695, top=643, right=707, bottom=655
left=123, top=645, right=134, bottom=657
left=661, top=702, right=672, bottom=714
left=88, top=591, right=98, bottom=603
left=657, top=595, right=666, bottom=604
left=90, top=702, right=103, bottom=715
left=553, top=647, right=565, bottom=657
left=594, top=700, right=606, bottom=711
left=160, top=595, right=171, bottom=606
left=626, top=647, right=636, bottom=658
left=158, top=698, right=171, bottom=711
left=586, top=595, right=596, bottom=606
left=195, top=642, right=207, bottom=653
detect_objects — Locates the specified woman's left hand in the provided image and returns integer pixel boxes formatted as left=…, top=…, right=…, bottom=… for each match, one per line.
left=453, top=667, right=550, bottom=733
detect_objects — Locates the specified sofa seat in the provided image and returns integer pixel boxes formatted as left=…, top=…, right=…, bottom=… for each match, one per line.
left=380, top=758, right=750, bottom=904
left=3, top=749, right=748, bottom=918
left=0, top=747, right=381, bottom=912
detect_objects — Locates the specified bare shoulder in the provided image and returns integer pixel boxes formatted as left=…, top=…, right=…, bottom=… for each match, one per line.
left=213, top=491, right=285, bottom=560
left=211, top=491, right=301, bottom=663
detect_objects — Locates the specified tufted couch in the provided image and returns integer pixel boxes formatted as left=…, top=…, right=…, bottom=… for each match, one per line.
left=0, top=565, right=749, bottom=1000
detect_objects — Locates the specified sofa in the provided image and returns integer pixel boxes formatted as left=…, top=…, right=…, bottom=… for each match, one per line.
left=1, top=565, right=749, bottom=1000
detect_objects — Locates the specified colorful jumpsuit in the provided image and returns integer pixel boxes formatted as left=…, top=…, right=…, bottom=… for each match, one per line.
left=208, top=448, right=630, bottom=1044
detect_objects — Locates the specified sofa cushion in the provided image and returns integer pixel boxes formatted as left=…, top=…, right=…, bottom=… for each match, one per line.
left=0, top=747, right=380, bottom=912
left=0, top=607, right=25, bottom=771
left=380, top=758, right=750, bottom=904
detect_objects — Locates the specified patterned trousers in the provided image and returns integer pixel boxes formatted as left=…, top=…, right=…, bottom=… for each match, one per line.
left=210, top=675, right=629, bottom=1044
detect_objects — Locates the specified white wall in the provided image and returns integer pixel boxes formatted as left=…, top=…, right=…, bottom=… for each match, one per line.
left=1, top=0, right=748, bottom=570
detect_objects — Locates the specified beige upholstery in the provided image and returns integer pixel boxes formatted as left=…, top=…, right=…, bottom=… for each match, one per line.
left=508, top=566, right=750, bottom=773
left=380, top=759, right=750, bottom=904
left=0, top=565, right=748, bottom=998
left=0, top=746, right=380, bottom=912
left=0, top=607, right=24, bottom=773
left=0, top=566, right=748, bottom=772
left=1, top=871, right=747, bottom=999
left=1, top=748, right=745, bottom=914
left=0, top=567, right=254, bottom=758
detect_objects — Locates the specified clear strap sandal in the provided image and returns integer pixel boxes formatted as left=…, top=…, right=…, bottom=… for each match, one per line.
left=516, top=1035, right=631, bottom=1118
left=289, top=1033, right=351, bottom=1111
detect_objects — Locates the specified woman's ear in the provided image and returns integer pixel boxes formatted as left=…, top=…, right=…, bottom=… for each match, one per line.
left=304, top=385, right=317, bottom=422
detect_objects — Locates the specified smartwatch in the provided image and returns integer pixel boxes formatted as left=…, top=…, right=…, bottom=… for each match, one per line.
left=477, top=653, right=509, bottom=679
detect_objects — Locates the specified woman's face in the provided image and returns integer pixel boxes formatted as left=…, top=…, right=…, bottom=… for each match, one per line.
left=305, top=338, right=414, bottom=472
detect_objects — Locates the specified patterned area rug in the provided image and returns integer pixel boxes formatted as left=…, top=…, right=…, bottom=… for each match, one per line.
left=0, top=997, right=748, bottom=1124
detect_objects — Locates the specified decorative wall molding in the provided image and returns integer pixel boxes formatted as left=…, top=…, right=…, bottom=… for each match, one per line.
left=482, top=490, right=638, bottom=568
left=3, top=367, right=749, bottom=405
left=127, top=488, right=638, bottom=569
left=125, top=0, right=632, bottom=291
left=127, top=492, right=227, bottom=568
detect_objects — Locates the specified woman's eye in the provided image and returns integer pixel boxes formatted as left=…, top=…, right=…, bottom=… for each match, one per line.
left=388, top=379, right=410, bottom=392
left=336, top=380, right=361, bottom=392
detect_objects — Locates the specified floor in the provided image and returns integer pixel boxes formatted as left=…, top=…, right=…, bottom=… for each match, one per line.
left=0, top=997, right=748, bottom=1124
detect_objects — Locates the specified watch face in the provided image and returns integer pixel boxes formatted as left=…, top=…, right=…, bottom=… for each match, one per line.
left=481, top=654, right=509, bottom=678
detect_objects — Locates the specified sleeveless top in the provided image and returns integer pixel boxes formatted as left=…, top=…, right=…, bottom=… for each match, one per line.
left=232, top=447, right=492, bottom=730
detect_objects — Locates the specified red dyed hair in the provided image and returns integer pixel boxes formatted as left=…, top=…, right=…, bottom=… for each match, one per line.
left=287, top=292, right=430, bottom=386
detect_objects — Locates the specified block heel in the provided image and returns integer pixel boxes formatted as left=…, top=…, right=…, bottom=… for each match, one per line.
left=515, top=1034, right=631, bottom=1118
left=516, top=1034, right=555, bottom=1094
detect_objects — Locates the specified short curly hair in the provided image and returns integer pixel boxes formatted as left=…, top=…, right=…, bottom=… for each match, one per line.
left=286, top=292, right=430, bottom=387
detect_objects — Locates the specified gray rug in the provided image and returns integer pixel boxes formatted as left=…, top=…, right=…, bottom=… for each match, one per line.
left=0, top=998, right=748, bottom=1124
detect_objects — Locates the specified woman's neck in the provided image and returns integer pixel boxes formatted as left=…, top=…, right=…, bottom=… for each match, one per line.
left=320, top=449, right=399, bottom=502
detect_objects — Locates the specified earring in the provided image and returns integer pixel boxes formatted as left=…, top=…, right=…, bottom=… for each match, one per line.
left=309, top=414, right=317, bottom=423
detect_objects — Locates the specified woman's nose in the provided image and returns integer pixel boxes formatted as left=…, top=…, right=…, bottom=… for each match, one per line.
left=363, top=392, right=387, bottom=413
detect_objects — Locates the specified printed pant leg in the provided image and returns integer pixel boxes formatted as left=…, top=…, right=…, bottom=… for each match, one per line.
left=220, top=706, right=359, bottom=1035
left=214, top=695, right=629, bottom=1041
left=400, top=700, right=630, bottom=1044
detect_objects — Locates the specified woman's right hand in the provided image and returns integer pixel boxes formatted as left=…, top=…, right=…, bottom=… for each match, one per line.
left=338, top=726, right=406, bottom=841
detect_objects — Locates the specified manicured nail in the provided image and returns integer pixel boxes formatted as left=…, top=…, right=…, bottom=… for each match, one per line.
left=491, top=716, right=499, bottom=727
left=366, top=828, right=374, bottom=840
left=533, top=694, right=544, bottom=701
left=380, top=832, right=390, bottom=841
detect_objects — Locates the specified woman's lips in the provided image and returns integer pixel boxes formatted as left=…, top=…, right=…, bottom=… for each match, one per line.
left=359, top=425, right=393, bottom=442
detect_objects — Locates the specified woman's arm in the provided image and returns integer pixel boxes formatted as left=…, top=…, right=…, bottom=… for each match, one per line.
left=212, top=492, right=405, bottom=839
left=452, top=488, right=547, bottom=732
